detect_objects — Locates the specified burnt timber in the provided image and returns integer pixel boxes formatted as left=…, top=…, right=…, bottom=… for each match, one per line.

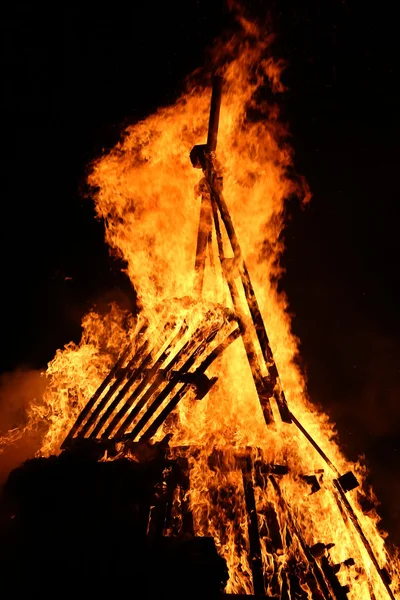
left=58, top=75, right=395, bottom=600
left=0, top=77, right=396, bottom=600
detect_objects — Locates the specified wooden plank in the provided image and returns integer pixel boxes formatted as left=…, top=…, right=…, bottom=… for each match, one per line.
left=241, top=464, right=266, bottom=597
left=207, top=75, right=223, bottom=152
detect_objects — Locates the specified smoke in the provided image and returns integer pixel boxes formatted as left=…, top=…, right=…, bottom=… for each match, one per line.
left=0, top=369, right=47, bottom=488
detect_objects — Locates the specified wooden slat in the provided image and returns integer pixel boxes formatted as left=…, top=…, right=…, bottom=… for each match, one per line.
left=127, top=325, right=221, bottom=441
left=78, top=336, right=150, bottom=437
left=101, top=323, right=188, bottom=438
left=60, top=344, right=131, bottom=449
left=112, top=319, right=218, bottom=439
left=241, top=465, right=266, bottom=597
left=139, top=326, right=240, bottom=442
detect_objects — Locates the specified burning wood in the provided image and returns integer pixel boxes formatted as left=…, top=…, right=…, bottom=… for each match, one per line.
left=50, top=77, right=398, bottom=599
left=0, top=15, right=399, bottom=600
left=62, top=308, right=239, bottom=446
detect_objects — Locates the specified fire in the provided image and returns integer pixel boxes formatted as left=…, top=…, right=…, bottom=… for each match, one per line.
left=1, top=10, right=399, bottom=600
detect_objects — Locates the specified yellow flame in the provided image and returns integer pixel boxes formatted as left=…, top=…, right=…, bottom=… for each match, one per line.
left=0, top=11, right=398, bottom=599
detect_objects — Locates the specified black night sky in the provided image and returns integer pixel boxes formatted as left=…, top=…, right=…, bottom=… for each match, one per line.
left=1, top=1, right=399, bottom=546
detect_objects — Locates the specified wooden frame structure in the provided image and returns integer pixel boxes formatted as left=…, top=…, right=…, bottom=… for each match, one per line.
left=60, top=76, right=396, bottom=600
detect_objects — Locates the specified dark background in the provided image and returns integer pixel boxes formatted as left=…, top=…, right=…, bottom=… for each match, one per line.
left=1, top=2, right=399, bottom=545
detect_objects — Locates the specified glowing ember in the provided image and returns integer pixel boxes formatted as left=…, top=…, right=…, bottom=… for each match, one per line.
left=0, top=10, right=399, bottom=600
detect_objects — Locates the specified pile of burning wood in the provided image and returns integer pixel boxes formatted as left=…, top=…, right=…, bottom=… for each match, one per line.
left=0, top=77, right=397, bottom=600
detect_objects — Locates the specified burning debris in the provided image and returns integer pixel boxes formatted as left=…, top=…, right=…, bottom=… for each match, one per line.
left=0, top=13, right=399, bottom=600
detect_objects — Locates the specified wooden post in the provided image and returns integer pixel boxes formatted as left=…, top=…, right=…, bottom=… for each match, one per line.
left=241, top=460, right=266, bottom=597
left=207, top=75, right=223, bottom=152
left=194, top=75, right=223, bottom=298
left=194, top=195, right=213, bottom=297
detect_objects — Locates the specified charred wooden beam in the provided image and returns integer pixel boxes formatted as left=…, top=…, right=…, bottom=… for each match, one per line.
left=241, top=462, right=266, bottom=597
left=336, top=471, right=359, bottom=493
left=207, top=75, right=223, bottom=152
left=190, top=75, right=223, bottom=170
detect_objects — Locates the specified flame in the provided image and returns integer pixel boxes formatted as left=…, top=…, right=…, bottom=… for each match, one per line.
left=1, top=10, right=399, bottom=599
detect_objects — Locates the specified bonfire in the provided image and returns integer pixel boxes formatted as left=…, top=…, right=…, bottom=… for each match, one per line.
left=0, top=12, right=398, bottom=600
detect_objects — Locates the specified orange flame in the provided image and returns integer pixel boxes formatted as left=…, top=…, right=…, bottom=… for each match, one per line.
left=1, top=11, right=399, bottom=599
